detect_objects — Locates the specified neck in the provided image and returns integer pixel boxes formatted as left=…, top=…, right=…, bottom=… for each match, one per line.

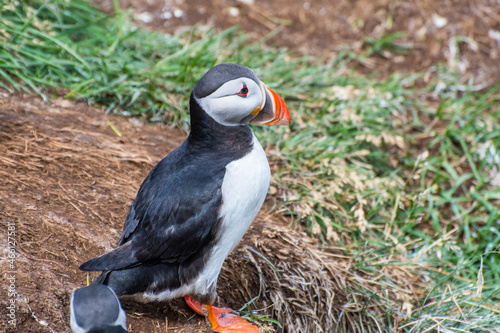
left=187, top=94, right=254, bottom=152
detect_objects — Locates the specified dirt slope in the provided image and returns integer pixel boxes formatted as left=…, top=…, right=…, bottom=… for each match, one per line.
left=0, top=93, right=406, bottom=332
left=2, top=0, right=496, bottom=331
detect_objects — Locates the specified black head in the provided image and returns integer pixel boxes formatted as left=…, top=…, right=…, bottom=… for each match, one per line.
left=70, top=285, right=127, bottom=333
left=193, top=63, right=260, bottom=99
left=190, top=63, right=266, bottom=126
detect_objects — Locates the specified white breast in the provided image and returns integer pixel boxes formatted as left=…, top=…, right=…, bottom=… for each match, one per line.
left=191, top=133, right=271, bottom=293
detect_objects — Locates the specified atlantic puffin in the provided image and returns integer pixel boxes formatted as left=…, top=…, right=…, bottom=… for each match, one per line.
left=80, top=63, right=290, bottom=332
left=70, top=284, right=128, bottom=333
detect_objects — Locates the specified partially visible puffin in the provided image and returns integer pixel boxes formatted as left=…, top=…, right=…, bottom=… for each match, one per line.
left=80, top=63, right=290, bottom=332
left=70, top=284, right=128, bottom=333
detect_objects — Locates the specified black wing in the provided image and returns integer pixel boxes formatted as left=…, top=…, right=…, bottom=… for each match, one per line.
left=80, top=142, right=226, bottom=271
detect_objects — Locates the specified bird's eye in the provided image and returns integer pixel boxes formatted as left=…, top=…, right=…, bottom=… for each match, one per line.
left=238, top=85, right=249, bottom=97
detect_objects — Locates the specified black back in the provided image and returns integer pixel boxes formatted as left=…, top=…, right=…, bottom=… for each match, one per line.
left=80, top=95, right=254, bottom=297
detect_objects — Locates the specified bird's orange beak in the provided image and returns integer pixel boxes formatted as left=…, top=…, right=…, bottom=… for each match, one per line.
left=249, top=83, right=291, bottom=126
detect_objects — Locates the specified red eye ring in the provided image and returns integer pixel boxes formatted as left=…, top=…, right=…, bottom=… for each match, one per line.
left=238, top=85, right=249, bottom=97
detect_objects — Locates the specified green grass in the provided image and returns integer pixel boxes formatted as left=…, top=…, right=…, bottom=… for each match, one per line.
left=2, top=0, right=500, bottom=331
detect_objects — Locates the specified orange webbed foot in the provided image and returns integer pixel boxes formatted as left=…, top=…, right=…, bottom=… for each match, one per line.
left=184, top=295, right=261, bottom=333
left=184, top=295, right=205, bottom=316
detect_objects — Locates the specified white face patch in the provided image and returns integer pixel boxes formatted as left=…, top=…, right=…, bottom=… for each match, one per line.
left=194, top=78, right=263, bottom=126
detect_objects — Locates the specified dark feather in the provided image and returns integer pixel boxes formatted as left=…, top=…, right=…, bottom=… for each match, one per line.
left=80, top=96, right=254, bottom=294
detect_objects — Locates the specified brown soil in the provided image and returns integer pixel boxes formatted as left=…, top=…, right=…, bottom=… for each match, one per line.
left=1, top=0, right=498, bottom=332
left=1, top=93, right=417, bottom=333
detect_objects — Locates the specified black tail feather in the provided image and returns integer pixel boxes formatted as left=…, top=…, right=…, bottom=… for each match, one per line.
left=79, top=242, right=137, bottom=272
left=90, top=263, right=183, bottom=296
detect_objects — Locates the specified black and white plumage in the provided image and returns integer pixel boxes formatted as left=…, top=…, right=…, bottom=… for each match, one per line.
left=80, top=63, right=290, bottom=305
left=70, top=285, right=128, bottom=333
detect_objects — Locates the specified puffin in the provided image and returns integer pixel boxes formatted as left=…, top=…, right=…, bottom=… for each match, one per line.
left=79, top=63, right=290, bottom=332
left=70, top=284, right=128, bottom=333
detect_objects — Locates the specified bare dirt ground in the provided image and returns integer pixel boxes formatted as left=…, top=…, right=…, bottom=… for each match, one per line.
left=0, top=93, right=418, bottom=332
left=1, top=0, right=499, bottom=332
